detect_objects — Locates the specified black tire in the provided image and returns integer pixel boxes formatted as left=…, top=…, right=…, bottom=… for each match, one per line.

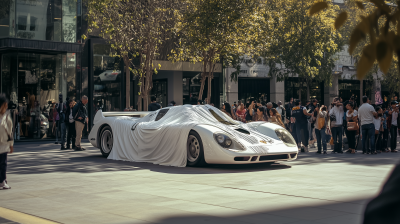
left=186, top=130, right=206, bottom=167
left=99, top=126, right=113, bottom=158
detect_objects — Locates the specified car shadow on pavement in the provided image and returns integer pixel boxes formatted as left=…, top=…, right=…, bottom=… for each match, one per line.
left=8, top=143, right=291, bottom=175
left=140, top=197, right=370, bottom=224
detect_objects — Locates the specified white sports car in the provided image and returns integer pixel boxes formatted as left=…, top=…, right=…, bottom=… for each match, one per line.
left=88, top=105, right=298, bottom=167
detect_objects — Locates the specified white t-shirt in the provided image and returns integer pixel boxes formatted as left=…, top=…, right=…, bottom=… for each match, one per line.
left=346, top=110, right=358, bottom=118
left=69, top=109, right=74, bottom=123
left=330, top=106, right=344, bottom=126
left=373, top=117, right=381, bottom=131
left=392, top=111, right=398, bottom=126
left=276, top=106, right=283, bottom=115
left=358, top=103, right=375, bottom=126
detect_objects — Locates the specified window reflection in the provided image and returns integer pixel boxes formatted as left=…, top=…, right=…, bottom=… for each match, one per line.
left=93, top=44, right=121, bottom=112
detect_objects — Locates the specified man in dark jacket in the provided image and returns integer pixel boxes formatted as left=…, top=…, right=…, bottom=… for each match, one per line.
left=58, top=95, right=68, bottom=150
left=72, top=96, right=88, bottom=151
left=148, top=96, right=161, bottom=111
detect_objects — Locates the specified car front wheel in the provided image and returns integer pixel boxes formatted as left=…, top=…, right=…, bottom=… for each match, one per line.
left=100, top=126, right=113, bottom=158
left=187, top=131, right=206, bottom=167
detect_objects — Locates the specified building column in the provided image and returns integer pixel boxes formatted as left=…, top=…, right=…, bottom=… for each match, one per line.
left=169, top=71, right=183, bottom=105
left=270, top=74, right=284, bottom=103
left=225, top=67, right=238, bottom=104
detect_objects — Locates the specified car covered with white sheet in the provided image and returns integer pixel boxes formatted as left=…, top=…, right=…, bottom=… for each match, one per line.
left=88, top=105, right=298, bottom=167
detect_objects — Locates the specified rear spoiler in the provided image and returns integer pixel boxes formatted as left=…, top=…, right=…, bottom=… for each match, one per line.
left=93, top=110, right=151, bottom=124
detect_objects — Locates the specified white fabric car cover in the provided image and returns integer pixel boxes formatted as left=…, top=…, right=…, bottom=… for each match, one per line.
left=108, top=105, right=269, bottom=167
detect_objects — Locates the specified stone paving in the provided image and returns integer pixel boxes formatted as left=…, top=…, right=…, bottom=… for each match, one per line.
left=0, top=140, right=399, bottom=224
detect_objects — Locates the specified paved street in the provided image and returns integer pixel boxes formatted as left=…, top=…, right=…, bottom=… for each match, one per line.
left=0, top=140, right=399, bottom=224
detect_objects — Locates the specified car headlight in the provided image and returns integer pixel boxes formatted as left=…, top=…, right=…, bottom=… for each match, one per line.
left=275, top=128, right=297, bottom=147
left=213, top=133, right=233, bottom=148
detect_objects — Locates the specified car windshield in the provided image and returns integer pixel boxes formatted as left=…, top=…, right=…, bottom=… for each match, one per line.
left=209, top=109, right=239, bottom=126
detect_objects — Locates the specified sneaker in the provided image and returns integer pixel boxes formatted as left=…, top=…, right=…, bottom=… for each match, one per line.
left=61, top=146, right=67, bottom=150
left=391, top=150, right=398, bottom=153
left=323, top=151, right=327, bottom=154
left=316, top=151, right=322, bottom=154
left=74, top=147, right=83, bottom=151
left=81, top=147, right=86, bottom=151
left=0, top=181, right=10, bottom=190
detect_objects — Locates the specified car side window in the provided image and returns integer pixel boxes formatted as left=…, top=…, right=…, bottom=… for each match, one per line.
left=155, top=109, right=169, bottom=121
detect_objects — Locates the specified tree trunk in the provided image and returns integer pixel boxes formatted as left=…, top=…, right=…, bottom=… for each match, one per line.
left=198, top=75, right=206, bottom=101
left=123, top=55, right=130, bottom=109
left=207, top=74, right=212, bottom=104
left=360, top=80, right=363, bottom=105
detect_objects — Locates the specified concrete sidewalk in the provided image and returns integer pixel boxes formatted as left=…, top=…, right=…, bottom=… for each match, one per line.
left=0, top=141, right=399, bottom=224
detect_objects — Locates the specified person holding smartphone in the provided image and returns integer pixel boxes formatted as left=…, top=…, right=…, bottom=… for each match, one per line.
left=0, top=94, right=13, bottom=190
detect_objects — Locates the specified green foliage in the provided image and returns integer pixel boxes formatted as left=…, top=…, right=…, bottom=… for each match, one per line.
left=262, top=0, right=343, bottom=91
left=85, top=0, right=179, bottom=110
left=170, top=0, right=259, bottom=102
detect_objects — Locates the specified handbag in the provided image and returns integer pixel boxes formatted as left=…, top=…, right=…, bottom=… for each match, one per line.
left=347, top=121, right=359, bottom=131
left=317, top=117, right=325, bottom=130
left=330, top=137, right=334, bottom=145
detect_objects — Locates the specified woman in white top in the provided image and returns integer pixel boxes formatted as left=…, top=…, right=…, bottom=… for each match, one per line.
left=0, top=94, right=13, bottom=190
left=346, top=102, right=358, bottom=154
left=373, top=107, right=384, bottom=154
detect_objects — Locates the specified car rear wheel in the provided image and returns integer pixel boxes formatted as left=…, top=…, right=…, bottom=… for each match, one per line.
left=100, top=126, right=113, bottom=158
left=187, top=131, right=206, bottom=167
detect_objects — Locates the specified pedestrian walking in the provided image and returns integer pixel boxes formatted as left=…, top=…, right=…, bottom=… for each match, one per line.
left=359, top=96, right=377, bottom=154
left=148, top=96, right=162, bottom=111
left=373, top=107, right=384, bottom=154
left=345, top=102, right=358, bottom=154
left=58, top=94, right=68, bottom=150
left=65, top=100, right=76, bottom=150
left=73, top=96, right=88, bottom=151
left=0, top=94, right=13, bottom=190
left=292, top=100, right=313, bottom=152
left=308, top=99, right=319, bottom=148
left=329, top=97, right=344, bottom=153
left=315, top=105, right=330, bottom=154
left=382, top=105, right=390, bottom=152
left=388, top=101, right=399, bottom=152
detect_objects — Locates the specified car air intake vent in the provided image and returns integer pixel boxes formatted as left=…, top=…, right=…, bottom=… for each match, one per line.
left=235, top=129, right=250, bottom=135
left=259, top=154, right=289, bottom=161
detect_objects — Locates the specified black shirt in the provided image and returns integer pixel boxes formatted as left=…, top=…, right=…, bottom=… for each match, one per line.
left=148, top=102, right=161, bottom=111
left=292, top=106, right=308, bottom=125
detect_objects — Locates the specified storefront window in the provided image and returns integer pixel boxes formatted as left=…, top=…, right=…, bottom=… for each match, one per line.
left=0, top=0, right=14, bottom=38
left=8, top=0, right=77, bottom=42
left=339, top=80, right=360, bottom=104
left=183, top=73, right=221, bottom=106
left=285, top=78, right=323, bottom=104
left=239, top=78, right=270, bottom=104
left=151, top=80, right=167, bottom=108
left=93, top=43, right=121, bottom=112
left=1, top=52, right=76, bottom=140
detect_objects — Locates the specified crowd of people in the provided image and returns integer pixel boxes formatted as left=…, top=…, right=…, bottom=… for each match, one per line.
left=48, top=94, right=89, bottom=151
left=283, top=95, right=400, bottom=154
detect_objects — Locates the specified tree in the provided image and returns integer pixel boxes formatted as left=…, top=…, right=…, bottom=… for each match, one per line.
left=85, top=0, right=179, bottom=110
left=170, top=0, right=259, bottom=104
left=262, top=0, right=343, bottom=101
left=311, top=0, right=400, bottom=80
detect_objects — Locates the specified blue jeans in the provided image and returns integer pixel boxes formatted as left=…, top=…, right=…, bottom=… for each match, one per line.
left=61, top=122, right=67, bottom=146
left=315, top=128, right=327, bottom=152
left=362, top=123, right=375, bottom=153
left=331, top=127, right=343, bottom=152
